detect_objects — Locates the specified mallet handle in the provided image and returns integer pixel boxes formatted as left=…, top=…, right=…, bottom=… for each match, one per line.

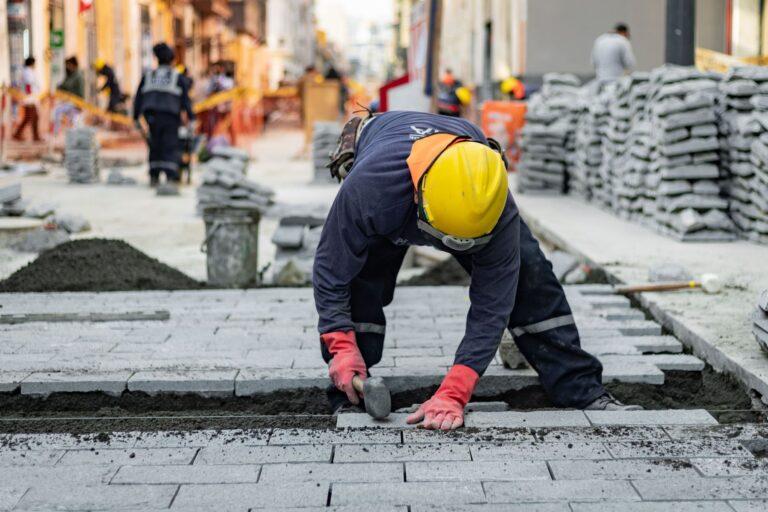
left=352, top=375, right=364, bottom=394
left=615, top=281, right=700, bottom=294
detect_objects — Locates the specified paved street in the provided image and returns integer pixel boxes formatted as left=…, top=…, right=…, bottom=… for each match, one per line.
left=0, top=285, right=702, bottom=397
left=1, top=418, right=768, bottom=510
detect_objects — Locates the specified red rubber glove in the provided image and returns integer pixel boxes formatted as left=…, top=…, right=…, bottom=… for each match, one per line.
left=321, top=330, right=366, bottom=404
left=407, top=364, right=479, bottom=430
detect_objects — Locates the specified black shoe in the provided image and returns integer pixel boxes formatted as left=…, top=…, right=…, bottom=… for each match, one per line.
left=149, top=176, right=159, bottom=187
left=585, top=393, right=643, bottom=411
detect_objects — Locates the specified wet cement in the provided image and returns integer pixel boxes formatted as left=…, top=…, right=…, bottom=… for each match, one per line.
left=0, top=239, right=202, bottom=292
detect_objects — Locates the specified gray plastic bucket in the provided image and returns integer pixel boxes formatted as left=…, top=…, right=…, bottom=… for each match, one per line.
left=202, top=207, right=260, bottom=287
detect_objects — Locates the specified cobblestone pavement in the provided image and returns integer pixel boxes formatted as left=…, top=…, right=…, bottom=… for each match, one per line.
left=0, top=286, right=703, bottom=397
left=1, top=416, right=768, bottom=510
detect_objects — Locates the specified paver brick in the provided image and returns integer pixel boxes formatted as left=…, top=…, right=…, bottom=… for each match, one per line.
left=0, top=450, right=64, bottom=466
left=132, top=429, right=270, bottom=448
left=331, top=482, right=486, bottom=506
left=405, top=460, right=550, bottom=481
left=111, top=464, right=262, bottom=484
left=464, top=411, right=590, bottom=428
left=172, top=482, right=329, bottom=509
left=605, top=439, right=751, bottom=459
left=484, top=479, right=639, bottom=503
left=336, top=413, right=412, bottom=429
left=692, top=457, right=768, bottom=477
left=0, top=487, right=26, bottom=510
left=235, top=368, right=327, bottom=395
left=16, top=483, right=178, bottom=510
left=403, top=427, right=535, bottom=444
left=548, top=458, right=699, bottom=480
left=268, top=428, right=400, bottom=445
left=260, top=462, right=403, bottom=483
left=196, top=444, right=331, bottom=464
left=728, top=501, right=768, bottom=512
left=1, top=465, right=118, bottom=487
left=471, top=442, right=611, bottom=461
left=58, top=447, right=197, bottom=466
left=412, top=505, right=569, bottom=512
left=632, top=476, right=768, bottom=500
left=585, top=409, right=717, bottom=426
left=20, top=371, right=131, bottom=397
left=127, top=370, right=237, bottom=397
left=334, top=444, right=471, bottom=463
left=0, top=372, right=30, bottom=392
left=570, top=502, right=734, bottom=512
left=531, top=426, right=670, bottom=443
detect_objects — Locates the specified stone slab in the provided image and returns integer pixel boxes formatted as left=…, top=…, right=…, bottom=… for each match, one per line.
left=571, top=503, right=733, bottom=512
left=405, top=460, right=551, bottom=481
left=484, top=479, right=639, bottom=503
left=127, top=370, right=237, bottom=397
left=464, top=411, right=591, bottom=428
left=20, top=371, right=131, bottom=397
left=269, top=428, right=400, bottom=445
left=259, top=462, right=403, bottom=483
left=0, top=372, right=30, bottom=392
left=334, top=444, right=471, bottom=463
left=331, top=482, right=486, bottom=506
left=548, top=458, right=699, bottom=480
left=172, top=482, right=330, bottom=509
left=112, top=463, right=262, bottom=484
left=16, top=484, right=178, bottom=510
left=633, top=476, right=768, bottom=500
left=585, top=409, right=717, bottom=426
left=605, top=439, right=751, bottom=459
left=196, top=444, right=332, bottom=464
left=471, top=442, right=612, bottom=461
left=57, top=447, right=197, bottom=466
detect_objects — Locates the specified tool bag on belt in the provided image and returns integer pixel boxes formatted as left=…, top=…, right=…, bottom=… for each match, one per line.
left=328, top=114, right=376, bottom=181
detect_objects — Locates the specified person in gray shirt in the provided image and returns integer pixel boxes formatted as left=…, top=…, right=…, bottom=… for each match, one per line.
left=591, top=23, right=636, bottom=82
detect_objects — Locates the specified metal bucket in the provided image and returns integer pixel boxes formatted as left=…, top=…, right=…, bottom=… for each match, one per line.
left=202, top=207, right=260, bottom=288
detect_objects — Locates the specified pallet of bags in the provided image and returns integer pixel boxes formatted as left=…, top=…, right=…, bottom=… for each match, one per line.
left=573, top=83, right=611, bottom=201
left=755, top=289, right=768, bottom=354
left=747, top=105, right=768, bottom=243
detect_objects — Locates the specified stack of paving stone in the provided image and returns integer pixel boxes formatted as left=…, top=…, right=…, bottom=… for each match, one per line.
left=64, top=127, right=100, bottom=183
left=645, top=66, right=735, bottom=241
left=0, top=183, right=24, bottom=216
left=312, top=121, right=342, bottom=183
left=756, top=289, right=768, bottom=354
left=573, top=84, right=610, bottom=200
left=518, top=73, right=581, bottom=194
left=196, top=153, right=274, bottom=214
left=717, top=67, right=768, bottom=237
left=270, top=214, right=325, bottom=285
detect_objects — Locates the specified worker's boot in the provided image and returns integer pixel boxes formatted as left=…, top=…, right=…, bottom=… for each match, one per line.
left=585, top=392, right=643, bottom=411
left=149, top=175, right=159, bottom=188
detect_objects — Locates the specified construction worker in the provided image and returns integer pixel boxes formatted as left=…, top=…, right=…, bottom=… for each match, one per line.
left=93, top=59, right=123, bottom=113
left=315, top=111, right=641, bottom=430
left=133, top=43, right=194, bottom=186
left=436, top=69, right=462, bottom=117
left=591, top=23, right=636, bottom=83
left=500, top=76, right=526, bottom=100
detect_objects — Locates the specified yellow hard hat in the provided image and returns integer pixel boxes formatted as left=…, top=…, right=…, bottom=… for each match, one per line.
left=455, top=86, right=471, bottom=105
left=418, top=140, right=507, bottom=240
left=500, top=77, right=519, bottom=94
left=94, top=58, right=105, bottom=70
left=176, top=64, right=186, bottom=74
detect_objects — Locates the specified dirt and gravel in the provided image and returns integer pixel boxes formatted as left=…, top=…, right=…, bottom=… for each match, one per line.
left=0, top=239, right=202, bottom=292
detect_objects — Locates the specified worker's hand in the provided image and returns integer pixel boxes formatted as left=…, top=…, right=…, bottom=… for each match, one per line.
left=406, top=364, right=479, bottom=431
left=321, top=331, right=366, bottom=404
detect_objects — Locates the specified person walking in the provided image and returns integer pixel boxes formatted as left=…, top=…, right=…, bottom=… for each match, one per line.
left=314, top=111, right=642, bottom=430
left=94, top=59, right=123, bottom=113
left=12, top=57, right=41, bottom=142
left=53, top=56, right=85, bottom=135
left=591, top=23, right=636, bottom=83
left=133, top=43, right=194, bottom=187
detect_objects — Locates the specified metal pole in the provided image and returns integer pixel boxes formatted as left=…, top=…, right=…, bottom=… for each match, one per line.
left=666, top=0, right=696, bottom=65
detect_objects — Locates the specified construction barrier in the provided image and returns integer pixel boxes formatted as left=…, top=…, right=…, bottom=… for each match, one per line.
left=481, top=100, right=527, bottom=170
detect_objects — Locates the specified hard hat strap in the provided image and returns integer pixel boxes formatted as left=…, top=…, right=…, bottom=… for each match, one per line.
left=416, top=219, right=493, bottom=252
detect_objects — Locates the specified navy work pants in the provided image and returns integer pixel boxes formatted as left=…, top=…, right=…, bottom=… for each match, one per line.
left=321, top=218, right=606, bottom=411
left=144, top=111, right=181, bottom=182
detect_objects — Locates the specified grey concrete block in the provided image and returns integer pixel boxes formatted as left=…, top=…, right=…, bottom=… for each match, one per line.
left=693, top=458, right=768, bottom=477
left=484, top=479, right=639, bottom=503
left=729, top=501, right=768, bottom=512
left=260, top=462, right=403, bottom=483
left=406, top=460, right=550, bottom=481
left=173, top=482, right=329, bottom=509
left=464, top=411, right=590, bottom=428
left=58, top=447, right=197, bottom=466
left=336, top=413, right=412, bottom=429
left=331, top=482, right=485, bottom=506
left=197, top=444, right=332, bottom=464
left=127, top=370, right=237, bottom=397
left=0, top=487, right=31, bottom=510
left=601, top=360, right=665, bottom=385
left=112, top=463, right=262, bottom=484
left=549, top=458, right=698, bottom=480
left=16, top=484, right=177, bottom=511
left=571, top=503, right=733, bottom=512
left=20, top=371, right=131, bottom=397
left=0, top=450, right=64, bottom=466
left=586, top=409, right=717, bottom=426
left=605, top=439, right=751, bottom=459
left=633, top=476, right=768, bottom=500
left=0, top=372, right=30, bottom=392
left=403, top=427, right=535, bottom=445
left=664, top=424, right=768, bottom=442
left=471, top=441, right=611, bottom=461
left=235, top=368, right=327, bottom=395
left=132, top=429, right=270, bottom=448
left=334, top=444, right=471, bottom=463
left=601, top=354, right=704, bottom=371
left=532, top=426, right=669, bottom=443
left=269, top=428, right=400, bottom=445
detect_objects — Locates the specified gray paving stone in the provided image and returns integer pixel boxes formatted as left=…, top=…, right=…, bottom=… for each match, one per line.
left=601, top=360, right=665, bottom=384
left=277, top=508, right=406, bottom=512
left=531, top=426, right=670, bottom=443
left=111, top=464, right=261, bottom=484
left=20, top=371, right=131, bottom=397
left=127, top=370, right=237, bottom=397
left=729, top=501, right=768, bottom=512
left=0, top=372, right=29, bottom=392
left=608, top=336, right=683, bottom=353
left=16, top=483, right=177, bottom=510
left=664, top=424, right=768, bottom=441
left=412, top=505, right=569, bottom=512
left=406, top=460, right=550, bottom=481
left=585, top=409, right=717, bottom=426
left=268, top=428, right=400, bottom=445
left=331, top=481, right=486, bottom=506
left=336, top=413, right=412, bottom=429
left=632, top=476, right=768, bottom=500
left=484, top=479, right=639, bottom=503
left=132, top=429, right=270, bottom=448
left=235, top=368, right=327, bottom=395
left=692, top=457, right=768, bottom=477
left=58, top=447, right=197, bottom=466
left=600, top=355, right=705, bottom=372
left=471, top=442, right=611, bottom=461
left=335, top=444, right=471, bottom=463
left=464, top=411, right=590, bottom=428
left=171, top=482, right=329, bottom=509
left=0, top=449, right=64, bottom=466
left=196, top=444, right=331, bottom=464
left=260, top=462, right=402, bottom=483
left=570, top=502, right=734, bottom=512
left=605, top=439, right=751, bottom=459
left=403, top=427, right=535, bottom=444
left=549, top=458, right=699, bottom=480
left=0, top=487, right=26, bottom=510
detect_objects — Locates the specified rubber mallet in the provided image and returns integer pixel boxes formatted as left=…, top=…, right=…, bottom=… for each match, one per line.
left=615, top=273, right=722, bottom=295
left=351, top=375, right=391, bottom=419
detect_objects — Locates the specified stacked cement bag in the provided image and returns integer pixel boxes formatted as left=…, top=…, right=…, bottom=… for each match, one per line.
left=312, top=121, right=342, bottom=183
left=518, top=73, right=581, bottom=193
left=271, top=215, right=325, bottom=285
left=746, top=103, right=768, bottom=243
left=755, top=289, right=768, bottom=354
left=645, top=66, right=735, bottom=241
left=65, top=127, right=100, bottom=183
left=717, top=67, right=768, bottom=235
left=573, top=84, right=610, bottom=200
left=196, top=153, right=274, bottom=214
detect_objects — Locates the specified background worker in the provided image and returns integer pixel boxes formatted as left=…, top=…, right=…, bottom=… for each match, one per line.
left=314, top=111, right=641, bottom=430
left=94, top=59, right=123, bottom=113
left=500, top=75, right=526, bottom=100
left=436, top=68, right=462, bottom=117
left=53, top=56, right=85, bottom=136
left=133, top=43, right=194, bottom=187
left=12, top=57, right=41, bottom=142
left=591, top=23, right=636, bottom=83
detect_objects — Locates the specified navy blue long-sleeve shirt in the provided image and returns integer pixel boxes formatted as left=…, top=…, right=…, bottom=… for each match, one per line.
left=313, top=111, right=521, bottom=376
